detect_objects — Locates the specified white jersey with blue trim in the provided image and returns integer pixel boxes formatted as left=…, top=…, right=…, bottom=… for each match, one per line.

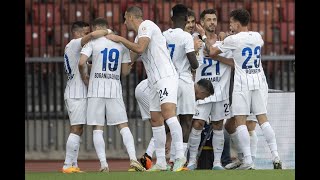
left=195, top=41, right=232, bottom=103
left=64, top=38, right=87, bottom=99
left=218, top=31, right=267, bottom=92
left=81, top=37, right=131, bottom=98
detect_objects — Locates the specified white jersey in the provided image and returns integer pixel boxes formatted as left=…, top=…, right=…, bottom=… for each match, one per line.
left=195, top=41, right=232, bottom=102
left=218, top=31, right=267, bottom=91
left=135, top=20, right=177, bottom=85
left=64, top=38, right=87, bottom=99
left=81, top=37, right=131, bottom=98
left=163, top=28, right=194, bottom=81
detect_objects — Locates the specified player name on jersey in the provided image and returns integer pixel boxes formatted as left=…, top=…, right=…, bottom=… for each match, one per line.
left=94, top=73, right=120, bottom=80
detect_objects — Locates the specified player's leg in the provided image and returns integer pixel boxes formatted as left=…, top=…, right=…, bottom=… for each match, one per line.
left=186, top=103, right=211, bottom=170
left=232, top=91, right=253, bottom=170
left=158, top=76, right=186, bottom=172
left=221, top=126, right=233, bottom=167
left=252, top=88, right=282, bottom=169
left=106, top=98, right=145, bottom=171
left=62, top=98, right=86, bottom=173
left=246, top=117, right=258, bottom=167
left=87, top=97, right=109, bottom=172
left=177, top=78, right=196, bottom=157
left=210, top=99, right=230, bottom=170
left=224, top=117, right=242, bottom=169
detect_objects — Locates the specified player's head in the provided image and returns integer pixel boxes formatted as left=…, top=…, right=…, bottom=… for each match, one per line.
left=171, top=4, right=188, bottom=27
left=184, top=9, right=196, bottom=33
left=92, top=17, right=108, bottom=31
left=229, top=8, right=250, bottom=33
left=200, top=9, right=218, bottom=33
left=125, top=6, right=143, bottom=31
left=71, top=21, right=90, bottom=38
left=194, top=79, right=214, bottom=100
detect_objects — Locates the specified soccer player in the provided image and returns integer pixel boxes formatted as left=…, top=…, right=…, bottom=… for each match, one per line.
left=163, top=4, right=198, bottom=165
left=186, top=9, right=232, bottom=170
left=136, top=78, right=215, bottom=170
left=106, top=6, right=185, bottom=172
left=62, top=21, right=110, bottom=173
left=78, top=17, right=145, bottom=172
left=208, top=8, right=282, bottom=170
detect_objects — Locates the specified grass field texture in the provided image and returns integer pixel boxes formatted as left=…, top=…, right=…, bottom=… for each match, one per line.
left=26, top=169, right=294, bottom=180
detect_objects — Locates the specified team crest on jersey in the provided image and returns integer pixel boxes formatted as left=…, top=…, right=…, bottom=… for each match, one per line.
left=195, top=109, right=199, bottom=116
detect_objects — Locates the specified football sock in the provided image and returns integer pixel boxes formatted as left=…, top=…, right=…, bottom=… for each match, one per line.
left=120, top=127, right=137, bottom=161
left=93, top=130, right=108, bottom=168
left=166, top=116, right=184, bottom=159
left=63, top=133, right=80, bottom=169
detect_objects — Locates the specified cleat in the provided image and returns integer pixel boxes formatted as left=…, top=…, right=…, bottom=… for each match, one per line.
left=273, top=160, right=282, bottom=169
left=147, top=164, right=170, bottom=171
left=128, top=167, right=136, bottom=172
left=62, top=167, right=78, bottom=173
left=186, top=164, right=197, bottom=170
left=73, top=167, right=85, bottom=173
left=212, top=165, right=225, bottom=170
left=172, top=157, right=187, bottom=172
left=225, top=160, right=242, bottom=170
left=130, top=159, right=146, bottom=171
left=140, top=153, right=153, bottom=170
left=235, top=163, right=254, bottom=170
left=99, top=167, right=110, bottom=172
left=180, top=167, right=189, bottom=171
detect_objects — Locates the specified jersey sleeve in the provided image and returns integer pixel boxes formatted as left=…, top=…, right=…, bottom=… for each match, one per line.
left=80, top=40, right=93, bottom=57
left=70, top=38, right=82, bottom=52
left=184, top=33, right=195, bottom=53
left=218, top=35, right=237, bottom=53
left=137, top=21, right=152, bottom=39
left=121, top=45, right=131, bottom=64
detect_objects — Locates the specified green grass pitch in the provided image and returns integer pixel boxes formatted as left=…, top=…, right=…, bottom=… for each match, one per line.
left=26, top=170, right=294, bottom=180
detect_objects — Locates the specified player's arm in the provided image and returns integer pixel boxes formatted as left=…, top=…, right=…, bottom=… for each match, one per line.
left=121, top=47, right=133, bottom=77
left=121, top=63, right=131, bottom=77
left=80, top=29, right=111, bottom=47
left=187, top=52, right=198, bottom=70
left=106, top=34, right=150, bottom=54
left=79, top=54, right=90, bottom=86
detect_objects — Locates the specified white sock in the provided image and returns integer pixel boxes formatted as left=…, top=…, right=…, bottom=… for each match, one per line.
left=212, top=130, right=224, bottom=166
left=120, top=127, right=137, bottom=161
left=183, top=142, right=188, bottom=157
left=188, top=128, right=202, bottom=165
left=146, top=137, right=155, bottom=157
left=230, top=131, right=243, bottom=161
left=63, top=133, right=80, bottom=169
left=260, top=122, right=279, bottom=160
left=169, top=142, right=175, bottom=162
left=166, top=117, right=184, bottom=159
left=236, top=125, right=252, bottom=164
left=249, top=130, right=258, bottom=161
left=152, top=125, right=167, bottom=166
left=93, top=130, right=108, bottom=168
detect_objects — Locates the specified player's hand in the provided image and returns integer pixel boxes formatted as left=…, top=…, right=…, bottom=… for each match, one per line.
left=194, top=39, right=203, bottom=52
left=106, top=34, right=122, bottom=43
left=218, top=32, right=227, bottom=41
left=83, top=75, right=89, bottom=86
left=195, top=24, right=205, bottom=37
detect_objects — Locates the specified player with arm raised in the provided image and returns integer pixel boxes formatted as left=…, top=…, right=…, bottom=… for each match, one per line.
left=186, top=9, right=233, bottom=171
left=163, top=4, right=198, bottom=167
left=62, top=21, right=110, bottom=173
left=106, top=6, right=186, bottom=171
left=78, top=17, right=145, bottom=172
left=208, top=8, right=282, bottom=170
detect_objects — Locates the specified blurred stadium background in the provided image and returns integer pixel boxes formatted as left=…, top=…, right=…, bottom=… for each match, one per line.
left=25, top=0, right=295, bottom=170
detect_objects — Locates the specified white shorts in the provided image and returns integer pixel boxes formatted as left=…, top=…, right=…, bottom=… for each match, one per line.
left=232, top=87, right=268, bottom=116
left=177, top=78, right=195, bottom=115
left=135, top=80, right=151, bottom=121
left=149, top=76, right=178, bottom=111
left=65, top=98, right=87, bottom=125
left=193, top=99, right=230, bottom=122
left=87, top=97, right=128, bottom=126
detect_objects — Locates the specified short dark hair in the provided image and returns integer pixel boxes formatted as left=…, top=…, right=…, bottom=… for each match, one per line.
left=230, top=8, right=250, bottom=26
left=71, top=21, right=87, bottom=33
left=126, top=6, right=143, bottom=19
left=187, top=8, right=196, bottom=18
left=92, top=17, right=108, bottom=28
left=172, top=4, right=188, bottom=18
left=200, top=9, right=217, bottom=21
left=197, top=79, right=214, bottom=95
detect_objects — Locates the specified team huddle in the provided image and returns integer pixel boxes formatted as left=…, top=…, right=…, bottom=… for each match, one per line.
left=61, top=4, right=282, bottom=173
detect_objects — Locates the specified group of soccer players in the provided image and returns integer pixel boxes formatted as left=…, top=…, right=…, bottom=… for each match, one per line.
left=61, top=3, right=282, bottom=173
